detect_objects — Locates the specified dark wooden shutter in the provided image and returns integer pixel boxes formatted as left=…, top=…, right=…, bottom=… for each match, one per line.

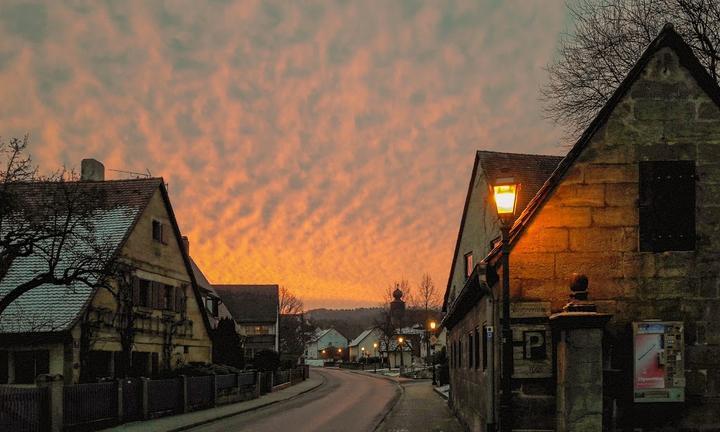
left=132, top=277, right=140, bottom=305
left=639, top=161, right=696, bottom=252
left=166, top=285, right=174, bottom=311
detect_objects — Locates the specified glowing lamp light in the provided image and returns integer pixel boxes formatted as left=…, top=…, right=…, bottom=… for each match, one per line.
left=373, top=342, right=378, bottom=348
left=321, top=350, right=326, bottom=354
left=492, top=177, right=519, bottom=217
left=430, top=321, right=437, bottom=330
left=361, top=347, right=365, bottom=351
left=338, top=348, right=342, bottom=353
left=398, top=337, right=404, bottom=344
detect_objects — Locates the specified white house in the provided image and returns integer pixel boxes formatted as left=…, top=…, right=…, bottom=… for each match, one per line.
left=304, top=328, right=347, bottom=359
left=348, top=327, right=383, bottom=361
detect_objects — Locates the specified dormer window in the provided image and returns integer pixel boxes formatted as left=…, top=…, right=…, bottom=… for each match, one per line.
left=152, top=220, right=165, bottom=243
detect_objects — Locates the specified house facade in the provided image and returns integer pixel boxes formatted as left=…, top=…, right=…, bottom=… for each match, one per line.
left=305, top=328, right=348, bottom=360
left=214, top=284, right=279, bottom=359
left=0, top=160, right=213, bottom=384
left=442, top=26, right=720, bottom=432
left=348, top=327, right=383, bottom=361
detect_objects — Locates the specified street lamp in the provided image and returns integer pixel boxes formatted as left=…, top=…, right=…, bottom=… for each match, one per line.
left=397, top=337, right=405, bottom=369
left=428, top=320, right=437, bottom=385
left=373, top=342, right=378, bottom=373
left=361, top=346, right=365, bottom=369
left=492, top=176, right=519, bottom=432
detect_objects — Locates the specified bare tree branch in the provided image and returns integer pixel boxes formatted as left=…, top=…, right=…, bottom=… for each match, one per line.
left=543, top=0, right=720, bottom=137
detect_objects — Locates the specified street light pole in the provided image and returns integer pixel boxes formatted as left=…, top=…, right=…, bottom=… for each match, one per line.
left=500, top=223, right=513, bottom=432
left=492, top=177, right=519, bottom=432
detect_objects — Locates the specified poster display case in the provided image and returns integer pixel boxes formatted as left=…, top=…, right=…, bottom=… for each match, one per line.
left=633, top=321, right=685, bottom=403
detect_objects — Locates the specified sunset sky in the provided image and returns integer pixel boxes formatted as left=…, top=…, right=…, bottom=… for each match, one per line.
left=0, top=1, right=572, bottom=309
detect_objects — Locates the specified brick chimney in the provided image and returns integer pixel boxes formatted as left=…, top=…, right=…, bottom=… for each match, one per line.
left=182, top=236, right=190, bottom=254
left=81, top=159, right=104, bottom=181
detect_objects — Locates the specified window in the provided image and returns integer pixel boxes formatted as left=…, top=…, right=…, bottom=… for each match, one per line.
left=482, top=325, right=489, bottom=371
left=0, top=351, right=7, bottom=384
left=152, top=220, right=165, bottom=243
left=639, top=161, right=696, bottom=252
left=468, top=333, right=474, bottom=368
left=464, top=253, right=473, bottom=279
left=130, top=352, right=150, bottom=377
left=86, top=350, right=113, bottom=380
left=458, top=339, right=463, bottom=368
left=474, top=328, right=481, bottom=370
left=13, top=350, right=49, bottom=384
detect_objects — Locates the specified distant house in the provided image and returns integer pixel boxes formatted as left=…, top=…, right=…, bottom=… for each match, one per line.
left=0, top=159, right=213, bottom=384
left=214, top=284, right=279, bottom=358
left=184, top=237, right=235, bottom=329
left=348, top=327, right=383, bottom=361
left=304, top=328, right=347, bottom=359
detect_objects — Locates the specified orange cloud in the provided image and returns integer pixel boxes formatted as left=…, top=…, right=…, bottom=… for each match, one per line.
left=0, top=0, right=567, bottom=308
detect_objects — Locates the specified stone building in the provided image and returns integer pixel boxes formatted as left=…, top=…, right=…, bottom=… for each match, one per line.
left=0, top=160, right=213, bottom=384
left=442, top=25, right=720, bottom=431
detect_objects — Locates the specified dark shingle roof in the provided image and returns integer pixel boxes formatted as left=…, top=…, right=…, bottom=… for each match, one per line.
left=442, top=151, right=561, bottom=311
left=0, top=178, right=162, bottom=333
left=477, top=151, right=563, bottom=216
left=213, top=284, right=279, bottom=324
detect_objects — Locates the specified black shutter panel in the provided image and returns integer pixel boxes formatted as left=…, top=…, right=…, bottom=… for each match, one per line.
left=639, top=161, right=695, bottom=252
left=132, top=277, right=140, bottom=305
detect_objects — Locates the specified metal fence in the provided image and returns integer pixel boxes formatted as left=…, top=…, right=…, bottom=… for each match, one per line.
left=273, top=370, right=291, bottom=386
left=63, top=382, right=118, bottom=428
left=237, top=372, right=255, bottom=387
left=187, top=376, right=214, bottom=410
left=0, top=386, right=48, bottom=432
left=147, top=378, right=182, bottom=415
left=215, top=374, right=236, bottom=392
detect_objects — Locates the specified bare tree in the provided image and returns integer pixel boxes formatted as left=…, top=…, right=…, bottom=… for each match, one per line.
left=279, top=286, right=304, bottom=315
left=417, top=273, right=440, bottom=317
left=0, top=136, right=119, bottom=316
left=543, top=0, right=720, bottom=136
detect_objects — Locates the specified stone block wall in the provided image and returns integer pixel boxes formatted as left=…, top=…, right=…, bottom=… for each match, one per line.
left=511, top=47, right=720, bottom=429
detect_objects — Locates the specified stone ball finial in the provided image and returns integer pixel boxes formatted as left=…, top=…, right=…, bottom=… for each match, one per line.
left=393, top=285, right=403, bottom=300
left=569, top=273, right=589, bottom=301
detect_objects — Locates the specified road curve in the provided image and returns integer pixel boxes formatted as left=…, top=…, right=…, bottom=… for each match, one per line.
left=187, top=367, right=399, bottom=432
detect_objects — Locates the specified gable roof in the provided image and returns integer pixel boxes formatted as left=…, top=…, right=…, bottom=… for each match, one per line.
left=348, top=327, right=379, bottom=347
left=213, top=284, right=279, bottom=324
left=0, top=179, right=159, bottom=333
left=0, top=177, right=214, bottom=337
left=442, top=151, right=562, bottom=311
left=485, top=24, right=720, bottom=264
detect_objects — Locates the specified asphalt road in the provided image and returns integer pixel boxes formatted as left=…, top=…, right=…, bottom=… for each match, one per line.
left=187, top=367, right=399, bottom=432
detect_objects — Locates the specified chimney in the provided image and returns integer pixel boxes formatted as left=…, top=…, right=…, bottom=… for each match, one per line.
left=81, top=159, right=105, bottom=181
left=182, top=236, right=189, bottom=254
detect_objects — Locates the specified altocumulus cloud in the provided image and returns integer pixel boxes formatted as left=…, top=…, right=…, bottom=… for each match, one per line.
left=0, top=0, right=567, bottom=308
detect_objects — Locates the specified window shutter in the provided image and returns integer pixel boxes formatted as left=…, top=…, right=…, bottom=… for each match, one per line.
left=639, top=161, right=696, bottom=252
left=132, top=277, right=140, bottom=305
left=166, top=285, right=174, bottom=311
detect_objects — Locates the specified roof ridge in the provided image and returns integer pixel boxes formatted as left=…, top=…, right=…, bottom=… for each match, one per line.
left=477, top=149, right=564, bottom=159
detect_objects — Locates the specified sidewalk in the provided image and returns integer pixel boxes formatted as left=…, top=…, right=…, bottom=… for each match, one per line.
left=104, top=374, right=324, bottom=432
left=377, top=379, right=464, bottom=432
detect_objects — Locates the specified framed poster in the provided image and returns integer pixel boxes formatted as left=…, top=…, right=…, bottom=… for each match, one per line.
left=633, top=321, right=685, bottom=403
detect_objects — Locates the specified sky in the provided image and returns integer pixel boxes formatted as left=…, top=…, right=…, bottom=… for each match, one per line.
left=0, top=0, right=571, bottom=309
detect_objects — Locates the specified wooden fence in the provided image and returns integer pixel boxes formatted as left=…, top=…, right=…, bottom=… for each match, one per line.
left=1, top=367, right=306, bottom=431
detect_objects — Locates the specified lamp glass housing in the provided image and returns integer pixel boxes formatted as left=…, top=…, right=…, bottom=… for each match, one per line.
left=430, top=321, right=437, bottom=330
left=492, top=178, right=519, bottom=216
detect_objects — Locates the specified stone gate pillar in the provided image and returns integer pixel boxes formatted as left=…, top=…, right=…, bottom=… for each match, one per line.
left=550, top=274, right=612, bottom=432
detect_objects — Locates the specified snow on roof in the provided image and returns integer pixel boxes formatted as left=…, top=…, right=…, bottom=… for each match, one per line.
left=349, top=327, right=379, bottom=347
left=0, top=206, right=139, bottom=333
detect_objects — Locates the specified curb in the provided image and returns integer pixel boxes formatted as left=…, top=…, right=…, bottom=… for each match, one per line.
left=164, top=375, right=326, bottom=432
left=433, top=386, right=449, bottom=400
